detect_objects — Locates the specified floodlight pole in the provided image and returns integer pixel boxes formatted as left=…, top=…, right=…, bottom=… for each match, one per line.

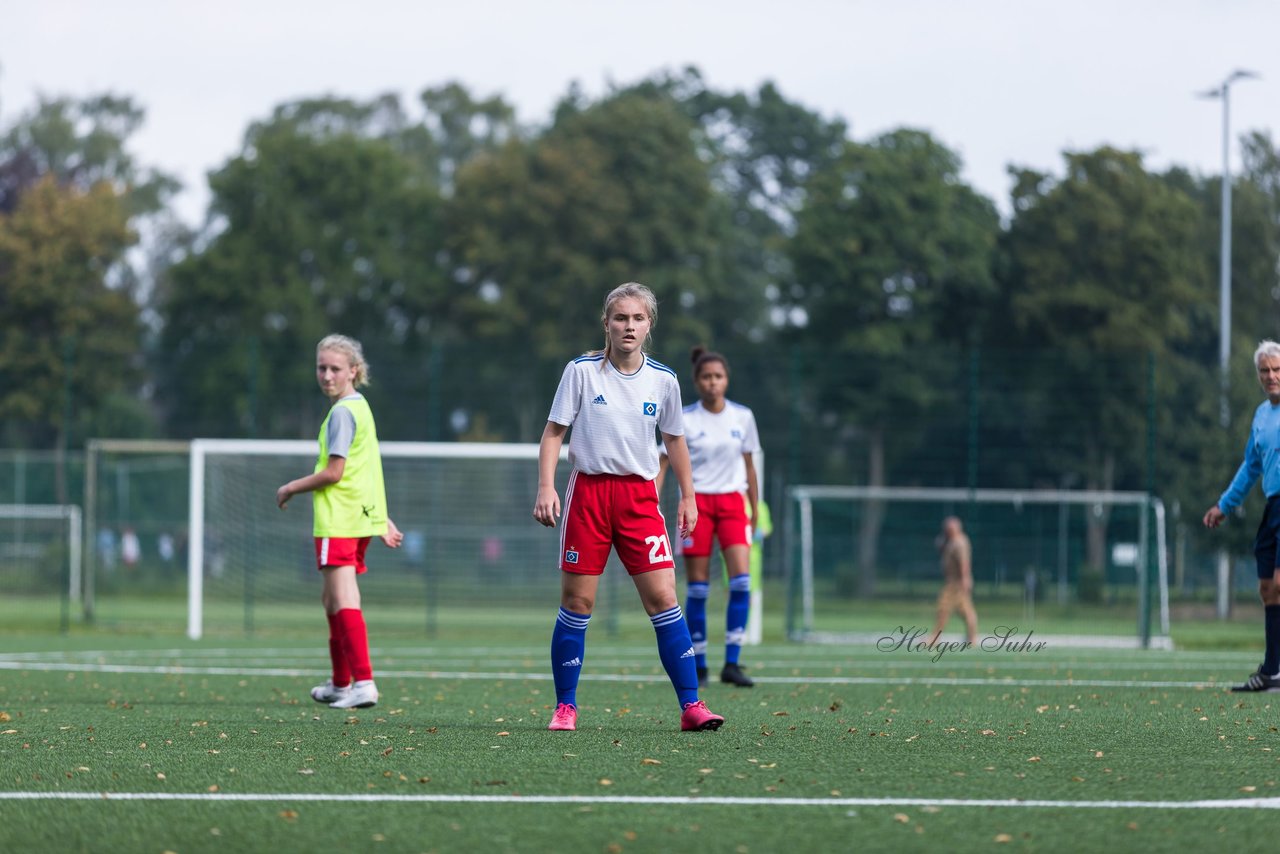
left=1201, top=70, right=1259, bottom=426
left=1201, top=70, right=1259, bottom=620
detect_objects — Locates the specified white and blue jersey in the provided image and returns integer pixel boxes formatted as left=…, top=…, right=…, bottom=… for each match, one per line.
left=547, top=353, right=684, bottom=480
left=1219, top=400, right=1280, bottom=511
left=668, top=400, right=761, bottom=494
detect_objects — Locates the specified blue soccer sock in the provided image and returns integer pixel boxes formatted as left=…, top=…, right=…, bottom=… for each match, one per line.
left=551, top=607, right=590, bottom=707
left=1264, top=604, right=1280, bottom=676
left=651, top=605, right=700, bottom=709
left=685, top=582, right=709, bottom=671
left=725, top=573, right=751, bottom=666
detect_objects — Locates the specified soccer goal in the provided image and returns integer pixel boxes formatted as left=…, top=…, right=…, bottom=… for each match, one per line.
left=0, top=503, right=82, bottom=625
left=784, top=486, right=1170, bottom=649
left=186, top=439, right=594, bottom=640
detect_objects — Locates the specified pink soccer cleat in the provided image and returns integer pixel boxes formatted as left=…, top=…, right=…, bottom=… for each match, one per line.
left=548, top=703, right=577, bottom=731
left=680, top=700, right=724, bottom=731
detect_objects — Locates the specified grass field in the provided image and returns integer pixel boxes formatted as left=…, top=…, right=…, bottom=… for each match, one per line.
left=2, top=596, right=1278, bottom=853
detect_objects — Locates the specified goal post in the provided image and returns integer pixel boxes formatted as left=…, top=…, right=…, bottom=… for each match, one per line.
left=785, top=485, right=1170, bottom=648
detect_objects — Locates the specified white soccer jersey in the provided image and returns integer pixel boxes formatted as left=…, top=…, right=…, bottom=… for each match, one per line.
left=675, top=400, right=761, bottom=493
left=547, top=353, right=684, bottom=479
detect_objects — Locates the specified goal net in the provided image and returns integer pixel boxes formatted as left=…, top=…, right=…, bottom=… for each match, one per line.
left=0, top=503, right=82, bottom=610
left=785, top=486, right=1170, bottom=649
left=186, top=439, right=599, bottom=639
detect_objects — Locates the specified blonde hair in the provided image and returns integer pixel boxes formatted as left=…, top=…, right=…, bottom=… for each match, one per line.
left=590, top=282, right=658, bottom=363
left=316, top=334, right=370, bottom=387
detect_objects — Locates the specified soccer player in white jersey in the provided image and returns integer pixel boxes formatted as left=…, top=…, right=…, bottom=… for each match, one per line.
left=658, top=347, right=761, bottom=687
left=532, top=283, right=724, bottom=733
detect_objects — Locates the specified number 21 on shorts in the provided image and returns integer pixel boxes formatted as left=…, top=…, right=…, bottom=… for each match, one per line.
left=645, top=534, right=672, bottom=565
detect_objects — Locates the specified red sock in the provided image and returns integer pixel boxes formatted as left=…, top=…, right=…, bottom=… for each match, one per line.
left=337, top=608, right=373, bottom=682
left=326, top=612, right=351, bottom=686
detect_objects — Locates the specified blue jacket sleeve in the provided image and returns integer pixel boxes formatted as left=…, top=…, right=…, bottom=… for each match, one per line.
left=1219, top=430, right=1263, bottom=513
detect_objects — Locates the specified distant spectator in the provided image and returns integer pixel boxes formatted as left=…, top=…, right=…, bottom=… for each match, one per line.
left=96, top=528, right=117, bottom=572
left=121, top=528, right=141, bottom=567
left=927, top=516, right=979, bottom=646
left=158, top=532, right=175, bottom=564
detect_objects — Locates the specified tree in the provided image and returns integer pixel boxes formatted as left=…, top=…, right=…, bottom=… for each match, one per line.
left=0, top=177, right=137, bottom=462
left=998, top=147, right=1205, bottom=569
left=155, top=95, right=447, bottom=439
left=0, top=93, right=177, bottom=216
left=444, top=86, right=724, bottom=440
left=788, top=129, right=1000, bottom=594
left=0, top=93, right=172, bottom=465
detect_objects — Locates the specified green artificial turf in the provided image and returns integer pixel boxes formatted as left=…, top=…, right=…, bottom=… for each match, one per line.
left=2, top=617, right=1278, bottom=853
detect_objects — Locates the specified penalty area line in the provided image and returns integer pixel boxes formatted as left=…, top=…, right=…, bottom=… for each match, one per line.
left=0, top=792, right=1277, bottom=810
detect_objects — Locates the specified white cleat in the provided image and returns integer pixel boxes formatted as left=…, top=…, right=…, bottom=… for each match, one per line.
left=329, top=679, right=378, bottom=709
left=310, top=679, right=351, bottom=704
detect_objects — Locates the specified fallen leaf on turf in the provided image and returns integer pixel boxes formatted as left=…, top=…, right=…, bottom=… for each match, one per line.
left=1027, top=757, right=1041, bottom=762
left=894, top=813, right=909, bottom=823
left=1241, top=786, right=1257, bottom=792
left=1, top=730, right=15, bottom=735
left=599, top=779, right=613, bottom=786
left=0, top=712, right=10, bottom=722
left=641, top=758, right=661, bottom=765
left=995, top=833, right=1012, bottom=843
left=298, top=769, right=314, bottom=775
left=497, top=732, right=510, bottom=737
left=279, top=810, right=298, bottom=822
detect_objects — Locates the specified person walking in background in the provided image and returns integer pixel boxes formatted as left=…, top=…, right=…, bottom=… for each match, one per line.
left=276, top=334, right=403, bottom=710
left=532, top=283, right=724, bottom=733
left=657, top=347, right=761, bottom=687
left=1203, top=339, right=1280, bottom=693
left=927, top=516, right=979, bottom=646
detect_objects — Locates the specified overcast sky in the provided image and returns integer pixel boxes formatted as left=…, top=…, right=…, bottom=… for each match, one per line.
left=2, top=0, right=1276, bottom=225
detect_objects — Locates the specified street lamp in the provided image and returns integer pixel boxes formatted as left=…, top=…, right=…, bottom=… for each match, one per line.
left=1199, top=69, right=1259, bottom=426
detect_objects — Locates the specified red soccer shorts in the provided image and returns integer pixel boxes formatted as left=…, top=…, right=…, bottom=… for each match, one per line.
left=314, top=536, right=372, bottom=574
left=678, top=491, right=752, bottom=558
left=560, top=472, right=675, bottom=575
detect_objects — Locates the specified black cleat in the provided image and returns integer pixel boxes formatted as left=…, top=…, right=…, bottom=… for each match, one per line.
left=1230, top=667, right=1280, bottom=692
left=720, top=662, right=754, bottom=687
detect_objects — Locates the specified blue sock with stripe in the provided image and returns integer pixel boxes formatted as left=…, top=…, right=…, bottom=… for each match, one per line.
left=685, top=582, right=709, bottom=671
left=551, top=607, right=590, bottom=707
left=651, top=605, right=700, bottom=708
left=725, top=574, right=751, bottom=666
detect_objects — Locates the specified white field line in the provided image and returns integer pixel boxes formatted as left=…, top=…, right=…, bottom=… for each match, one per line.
left=0, top=658, right=1236, bottom=689
left=0, top=646, right=1257, bottom=668
left=0, top=791, right=1277, bottom=810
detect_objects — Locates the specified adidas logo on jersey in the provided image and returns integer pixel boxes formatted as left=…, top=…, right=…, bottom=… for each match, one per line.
left=592, top=394, right=607, bottom=405
left=561, top=656, right=583, bottom=667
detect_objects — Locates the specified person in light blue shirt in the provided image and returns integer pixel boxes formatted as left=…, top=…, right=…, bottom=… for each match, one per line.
left=1204, top=339, right=1280, bottom=692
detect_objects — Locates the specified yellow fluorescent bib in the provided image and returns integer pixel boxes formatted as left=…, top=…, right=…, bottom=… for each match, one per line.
left=313, top=395, right=387, bottom=537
